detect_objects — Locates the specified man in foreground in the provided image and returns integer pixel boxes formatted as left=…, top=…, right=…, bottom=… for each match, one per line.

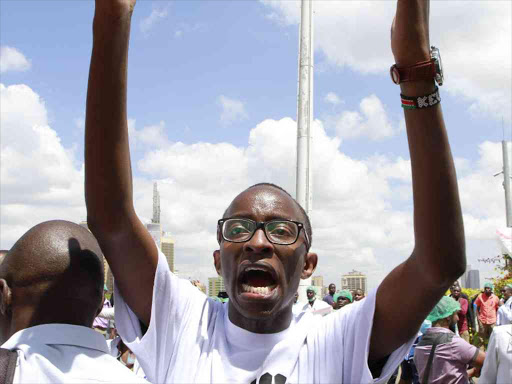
left=85, top=0, right=465, bottom=382
left=414, top=296, right=485, bottom=383
left=0, top=221, right=146, bottom=383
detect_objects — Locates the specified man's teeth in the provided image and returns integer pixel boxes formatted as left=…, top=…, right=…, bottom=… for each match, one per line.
left=242, top=284, right=276, bottom=295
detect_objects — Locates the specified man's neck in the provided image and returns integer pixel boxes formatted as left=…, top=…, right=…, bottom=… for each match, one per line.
left=227, top=302, right=294, bottom=334
left=309, top=299, right=315, bottom=307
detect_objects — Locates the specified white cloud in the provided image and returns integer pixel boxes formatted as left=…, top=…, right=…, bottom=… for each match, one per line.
left=331, top=94, right=398, bottom=140
left=261, top=0, right=512, bottom=123
left=0, top=83, right=85, bottom=248
left=140, top=6, right=168, bottom=36
left=218, top=95, right=249, bottom=125
left=324, top=92, right=343, bottom=106
left=1, top=83, right=505, bottom=290
left=0, top=46, right=31, bottom=73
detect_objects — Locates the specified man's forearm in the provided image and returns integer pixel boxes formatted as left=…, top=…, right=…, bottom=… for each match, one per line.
left=402, top=80, right=465, bottom=285
left=85, top=9, right=135, bottom=235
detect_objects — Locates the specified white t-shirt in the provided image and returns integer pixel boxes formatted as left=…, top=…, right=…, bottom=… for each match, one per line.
left=300, top=299, right=333, bottom=316
left=115, top=250, right=414, bottom=383
left=1, top=324, right=147, bottom=383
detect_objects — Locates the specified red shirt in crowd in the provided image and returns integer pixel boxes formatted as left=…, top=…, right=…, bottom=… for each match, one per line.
left=475, top=293, right=499, bottom=325
left=455, top=297, right=469, bottom=333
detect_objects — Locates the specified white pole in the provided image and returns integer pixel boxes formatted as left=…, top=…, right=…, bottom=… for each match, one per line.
left=502, top=141, right=512, bottom=227
left=296, top=0, right=314, bottom=304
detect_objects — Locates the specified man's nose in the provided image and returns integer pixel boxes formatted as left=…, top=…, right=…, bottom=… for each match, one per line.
left=243, top=228, right=273, bottom=256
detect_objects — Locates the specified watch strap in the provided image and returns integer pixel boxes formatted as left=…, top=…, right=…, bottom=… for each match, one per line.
left=394, top=59, right=436, bottom=83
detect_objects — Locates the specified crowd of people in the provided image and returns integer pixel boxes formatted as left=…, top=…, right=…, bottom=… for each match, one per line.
left=0, top=0, right=511, bottom=383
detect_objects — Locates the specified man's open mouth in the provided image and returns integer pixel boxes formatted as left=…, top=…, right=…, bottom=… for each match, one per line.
left=239, top=266, right=278, bottom=297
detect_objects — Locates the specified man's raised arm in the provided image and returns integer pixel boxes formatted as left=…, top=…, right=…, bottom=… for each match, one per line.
left=85, top=0, right=156, bottom=326
left=369, top=0, right=466, bottom=361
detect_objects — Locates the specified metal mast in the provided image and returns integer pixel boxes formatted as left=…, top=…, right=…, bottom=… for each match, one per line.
left=502, top=141, right=512, bottom=227
left=296, top=0, right=314, bottom=303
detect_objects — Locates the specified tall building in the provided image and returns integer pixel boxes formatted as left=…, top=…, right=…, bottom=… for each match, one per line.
left=152, top=182, right=161, bottom=224
left=341, top=270, right=367, bottom=294
left=311, top=276, right=324, bottom=298
left=208, top=276, right=225, bottom=297
left=466, top=270, right=481, bottom=289
left=460, top=264, right=472, bottom=289
left=161, top=233, right=175, bottom=273
left=311, top=276, right=323, bottom=288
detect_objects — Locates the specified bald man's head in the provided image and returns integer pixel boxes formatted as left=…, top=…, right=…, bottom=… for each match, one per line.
left=0, top=220, right=105, bottom=339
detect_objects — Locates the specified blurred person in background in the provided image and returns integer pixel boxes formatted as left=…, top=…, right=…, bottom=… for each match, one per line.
left=414, top=296, right=485, bottom=384
left=354, top=289, right=365, bottom=302
left=475, top=283, right=500, bottom=350
left=479, top=322, right=512, bottom=383
left=323, top=283, right=336, bottom=308
left=496, top=284, right=512, bottom=326
left=334, top=290, right=353, bottom=310
left=450, top=285, right=470, bottom=342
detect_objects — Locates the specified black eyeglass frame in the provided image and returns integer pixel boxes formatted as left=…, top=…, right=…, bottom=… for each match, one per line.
left=217, top=217, right=310, bottom=247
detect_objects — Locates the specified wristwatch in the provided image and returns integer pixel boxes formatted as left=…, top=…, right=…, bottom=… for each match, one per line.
left=390, top=46, right=444, bottom=86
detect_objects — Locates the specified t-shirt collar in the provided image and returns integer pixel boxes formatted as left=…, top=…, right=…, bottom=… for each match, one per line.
left=1, top=323, right=109, bottom=354
left=224, top=309, right=294, bottom=350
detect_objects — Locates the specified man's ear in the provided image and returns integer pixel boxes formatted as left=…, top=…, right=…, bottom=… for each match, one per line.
left=0, top=279, right=12, bottom=316
left=213, top=250, right=222, bottom=276
left=301, top=252, right=318, bottom=279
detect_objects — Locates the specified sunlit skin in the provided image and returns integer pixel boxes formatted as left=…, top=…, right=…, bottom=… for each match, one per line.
left=336, top=296, right=351, bottom=309
left=504, top=287, right=512, bottom=301
left=307, top=289, right=316, bottom=306
left=213, top=186, right=317, bottom=334
left=451, top=287, right=461, bottom=300
left=354, top=289, right=365, bottom=301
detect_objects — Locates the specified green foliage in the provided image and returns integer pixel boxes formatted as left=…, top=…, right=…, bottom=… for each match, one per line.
left=462, top=288, right=481, bottom=299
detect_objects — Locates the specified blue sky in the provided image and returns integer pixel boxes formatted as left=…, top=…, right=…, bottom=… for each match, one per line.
left=1, top=0, right=511, bottom=291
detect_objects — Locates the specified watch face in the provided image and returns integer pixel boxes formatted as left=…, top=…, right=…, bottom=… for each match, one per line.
left=431, top=46, right=444, bottom=86
left=390, top=65, right=400, bottom=84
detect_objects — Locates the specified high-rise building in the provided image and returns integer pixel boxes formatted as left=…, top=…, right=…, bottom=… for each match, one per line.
left=311, top=276, right=323, bottom=288
left=152, top=182, right=161, bottom=224
left=460, top=264, right=472, bottom=289
left=341, top=270, right=367, bottom=294
left=208, top=276, right=225, bottom=297
left=466, top=270, right=481, bottom=289
left=161, top=234, right=175, bottom=273
left=311, top=276, right=324, bottom=298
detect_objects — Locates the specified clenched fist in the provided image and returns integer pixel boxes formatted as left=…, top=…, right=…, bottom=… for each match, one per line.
left=95, top=0, right=136, bottom=19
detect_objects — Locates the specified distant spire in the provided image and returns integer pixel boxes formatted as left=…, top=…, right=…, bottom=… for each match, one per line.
left=152, top=182, right=161, bottom=224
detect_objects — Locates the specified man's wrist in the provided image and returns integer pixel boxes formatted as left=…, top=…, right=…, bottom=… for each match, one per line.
left=399, top=80, right=437, bottom=97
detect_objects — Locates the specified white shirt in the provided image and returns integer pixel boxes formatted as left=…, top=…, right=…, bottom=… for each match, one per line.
left=107, top=336, right=147, bottom=380
left=496, top=297, right=512, bottom=326
left=479, top=324, right=512, bottom=384
left=115, top=250, right=414, bottom=383
left=1, top=324, right=148, bottom=383
left=301, top=298, right=333, bottom=316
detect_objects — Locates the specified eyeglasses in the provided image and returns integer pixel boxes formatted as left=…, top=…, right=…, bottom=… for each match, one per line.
left=218, top=218, right=310, bottom=247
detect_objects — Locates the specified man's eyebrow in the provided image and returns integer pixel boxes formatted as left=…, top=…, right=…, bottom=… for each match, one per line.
left=224, top=213, right=297, bottom=222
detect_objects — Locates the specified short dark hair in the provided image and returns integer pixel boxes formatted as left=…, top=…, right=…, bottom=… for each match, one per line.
left=224, top=182, right=313, bottom=249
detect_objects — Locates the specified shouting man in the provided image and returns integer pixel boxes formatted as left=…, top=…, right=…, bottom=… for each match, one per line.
left=85, top=0, right=465, bottom=382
